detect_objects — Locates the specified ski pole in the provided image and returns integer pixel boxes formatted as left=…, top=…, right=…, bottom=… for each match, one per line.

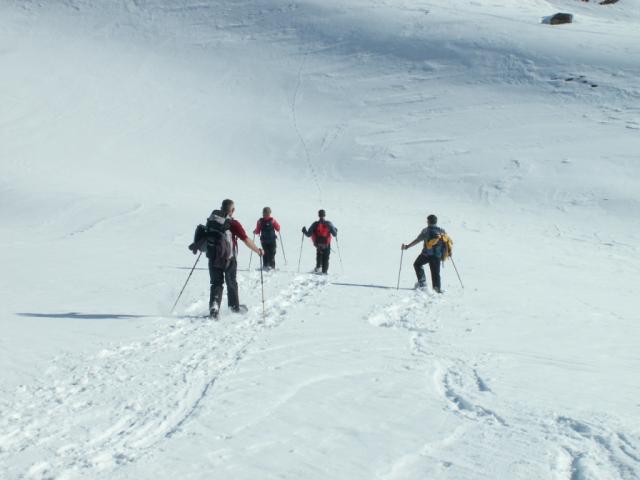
left=248, top=233, right=256, bottom=270
left=278, top=232, right=288, bottom=266
left=260, top=255, right=266, bottom=321
left=171, top=251, right=202, bottom=313
left=335, top=237, right=344, bottom=274
left=450, top=256, right=464, bottom=289
left=297, top=232, right=304, bottom=273
left=396, top=248, right=404, bottom=290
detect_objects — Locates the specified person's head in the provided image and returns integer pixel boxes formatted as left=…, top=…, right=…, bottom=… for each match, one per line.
left=262, top=206, right=271, bottom=218
left=221, top=199, right=235, bottom=216
left=427, top=214, right=437, bottom=226
left=318, top=209, right=326, bottom=219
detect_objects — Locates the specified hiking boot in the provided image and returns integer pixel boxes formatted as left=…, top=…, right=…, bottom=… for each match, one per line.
left=230, top=304, right=248, bottom=314
left=415, top=281, right=427, bottom=289
left=434, top=287, right=443, bottom=294
left=314, top=267, right=322, bottom=274
left=209, top=306, right=219, bottom=319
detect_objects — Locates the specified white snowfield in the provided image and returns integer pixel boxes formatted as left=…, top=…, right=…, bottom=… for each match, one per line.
left=1, top=0, right=639, bottom=479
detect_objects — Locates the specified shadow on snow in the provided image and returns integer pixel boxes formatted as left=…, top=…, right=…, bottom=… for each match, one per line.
left=15, top=312, right=202, bottom=320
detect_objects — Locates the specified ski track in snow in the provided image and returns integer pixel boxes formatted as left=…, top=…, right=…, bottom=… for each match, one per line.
left=0, top=273, right=328, bottom=479
left=367, top=290, right=640, bottom=479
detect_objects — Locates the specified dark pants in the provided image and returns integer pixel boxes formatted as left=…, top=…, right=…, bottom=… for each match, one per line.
left=261, top=241, right=277, bottom=269
left=414, top=254, right=441, bottom=290
left=209, top=256, right=239, bottom=312
left=316, top=246, right=331, bottom=274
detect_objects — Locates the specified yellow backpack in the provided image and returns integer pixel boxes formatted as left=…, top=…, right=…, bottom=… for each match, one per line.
left=426, top=233, right=453, bottom=261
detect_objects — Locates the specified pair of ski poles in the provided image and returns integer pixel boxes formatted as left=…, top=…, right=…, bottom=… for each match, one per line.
left=396, top=249, right=464, bottom=290
left=171, top=250, right=267, bottom=322
left=297, top=232, right=343, bottom=274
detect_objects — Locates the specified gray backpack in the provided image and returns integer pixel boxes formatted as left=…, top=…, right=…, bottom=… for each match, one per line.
left=205, top=210, right=233, bottom=268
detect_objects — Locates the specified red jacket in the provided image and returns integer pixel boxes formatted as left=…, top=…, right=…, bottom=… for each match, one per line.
left=229, top=218, right=248, bottom=256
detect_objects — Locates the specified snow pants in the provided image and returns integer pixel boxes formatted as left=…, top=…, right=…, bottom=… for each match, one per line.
left=261, top=241, right=277, bottom=269
left=414, top=254, right=441, bottom=290
left=316, top=246, right=330, bottom=274
left=209, top=256, right=239, bottom=311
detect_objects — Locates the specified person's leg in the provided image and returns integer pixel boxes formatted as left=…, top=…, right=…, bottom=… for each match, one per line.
left=413, top=254, right=429, bottom=286
left=322, top=247, right=331, bottom=274
left=208, top=258, right=224, bottom=316
left=428, top=256, right=441, bottom=292
left=225, top=257, right=240, bottom=309
left=315, top=247, right=322, bottom=271
left=266, top=243, right=276, bottom=269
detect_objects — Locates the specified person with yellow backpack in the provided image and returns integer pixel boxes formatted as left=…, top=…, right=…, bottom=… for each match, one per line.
left=401, top=214, right=452, bottom=293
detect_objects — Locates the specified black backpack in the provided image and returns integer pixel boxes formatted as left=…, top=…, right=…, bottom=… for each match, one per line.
left=205, top=211, right=233, bottom=268
left=189, top=224, right=208, bottom=254
left=259, top=218, right=277, bottom=243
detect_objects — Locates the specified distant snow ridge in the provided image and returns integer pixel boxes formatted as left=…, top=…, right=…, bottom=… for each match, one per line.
left=0, top=273, right=327, bottom=479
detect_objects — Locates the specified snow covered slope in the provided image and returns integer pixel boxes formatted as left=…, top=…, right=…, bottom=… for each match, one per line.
left=1, top=1, right=639, bottom=479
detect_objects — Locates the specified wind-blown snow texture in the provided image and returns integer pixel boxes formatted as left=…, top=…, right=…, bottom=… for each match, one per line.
left=1, top=1, right=639, bottom=479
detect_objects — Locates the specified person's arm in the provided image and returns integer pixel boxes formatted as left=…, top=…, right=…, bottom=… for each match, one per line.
left=233, top=220, right=263, bottom=256
left=302, top=221, right=316, bottom=237
left=401, top=233, right=423, bottom=250
left=328, top=222, right=338, bottom=237
left=243, top=237, right=263, bottom=256
left=273, top=219, right=281, bottom=232
left=253, top=219, right=262, bottom=235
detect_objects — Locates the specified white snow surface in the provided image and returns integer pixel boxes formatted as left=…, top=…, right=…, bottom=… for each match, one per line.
left=1, top=0, right=639, bottom=479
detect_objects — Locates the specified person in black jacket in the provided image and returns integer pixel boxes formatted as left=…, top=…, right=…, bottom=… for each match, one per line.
left=401, top=214, right=445, bottom=292
left=302, top=209, right=337, bottom=274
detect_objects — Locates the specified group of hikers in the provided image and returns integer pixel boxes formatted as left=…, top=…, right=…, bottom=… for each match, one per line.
left=188, top=199, right=450, bottom=319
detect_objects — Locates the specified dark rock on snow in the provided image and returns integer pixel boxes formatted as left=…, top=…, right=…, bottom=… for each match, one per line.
left=548, top=13, right=574, bottom=25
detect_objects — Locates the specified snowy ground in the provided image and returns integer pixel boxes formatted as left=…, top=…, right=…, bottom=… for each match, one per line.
left=1, top=0, right=639, bottom=479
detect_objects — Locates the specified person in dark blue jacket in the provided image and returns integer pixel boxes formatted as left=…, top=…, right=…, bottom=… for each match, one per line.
left=302, top=209, right=337, bottom=274
left=401, top=214, right=445, bottom=292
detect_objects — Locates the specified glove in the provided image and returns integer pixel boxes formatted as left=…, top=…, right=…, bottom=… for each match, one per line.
left=302, top=227, right=307, bottom=234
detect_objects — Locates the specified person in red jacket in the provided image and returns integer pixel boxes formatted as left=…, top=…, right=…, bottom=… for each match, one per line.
left=253, top=206, right=281, bottom=270
left=204, top=199, right=262, bottom=318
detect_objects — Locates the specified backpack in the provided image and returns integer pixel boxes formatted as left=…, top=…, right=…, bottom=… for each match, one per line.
left=314, top=221, right=331, bottom=249
left=189, top=224, right=208, bottom=254
left=205, top=210, right=233, bottom=268
left=440, top=233, right=453, bottom=262
left=259, top=218, right=277, bottom=243
left=425, top=231, right=453, bottom=262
